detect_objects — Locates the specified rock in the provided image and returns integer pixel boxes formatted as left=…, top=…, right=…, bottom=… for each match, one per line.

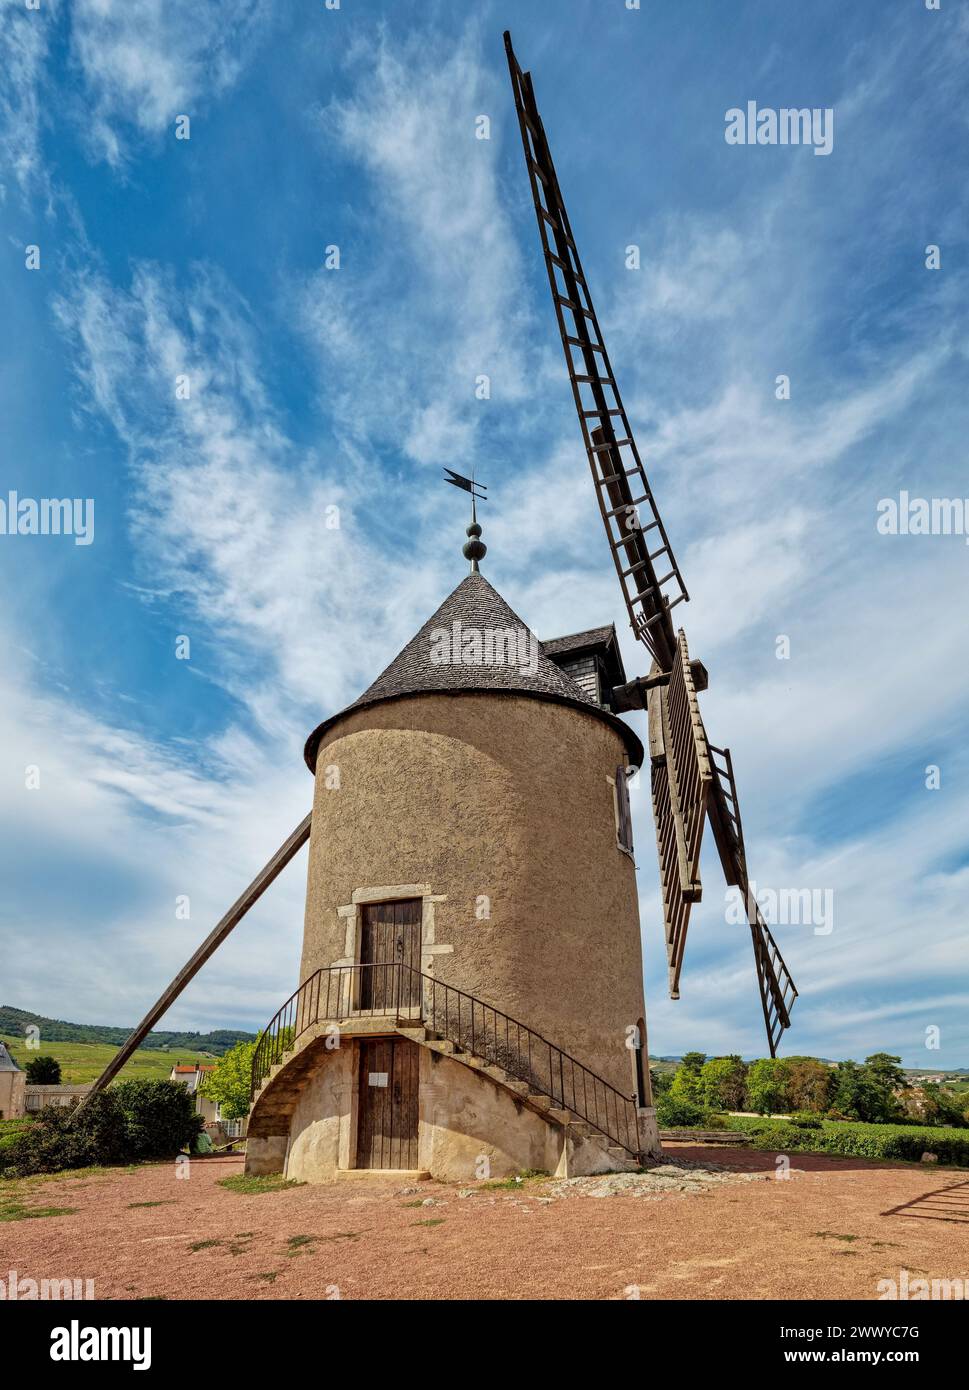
left=921, top=1152, right=938, bottom=1164
left=457, top=1189, right=476, bottom=1199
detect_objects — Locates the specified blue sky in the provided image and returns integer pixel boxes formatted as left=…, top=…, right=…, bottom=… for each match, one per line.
left=1, top=0, right=967, bottom=1066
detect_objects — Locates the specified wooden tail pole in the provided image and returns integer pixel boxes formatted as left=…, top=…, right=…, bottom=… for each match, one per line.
left=76, top=812, right=313, bottom=1110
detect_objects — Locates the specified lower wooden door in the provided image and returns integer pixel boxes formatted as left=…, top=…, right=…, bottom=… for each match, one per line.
left=356, top=1038, right=420, bottom=1170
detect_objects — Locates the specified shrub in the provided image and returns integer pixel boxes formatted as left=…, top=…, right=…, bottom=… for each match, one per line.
left=2, top=1080, right=201, bottom=1177
left=790, top=1112, right=823, bottom=1129
left=704, top=1112, right=729, bottom=1129
left=2, top=1092, right=127, bottom=1176
left=748, top=1120, right=969, bottom=1168
left=112, top=1080, right=202, bottom=1160
left=656, top=1094, right=707, bottom=1128
left=751, top=1123, right=800, bottom=1150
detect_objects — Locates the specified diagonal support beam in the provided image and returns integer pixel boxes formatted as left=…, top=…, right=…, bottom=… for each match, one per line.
left=77, top=812, right=312, bottom=1109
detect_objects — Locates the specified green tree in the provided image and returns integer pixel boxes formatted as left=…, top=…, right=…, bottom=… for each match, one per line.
left=785, top=1058, right=834, bottom=1113
left=25, top=1055, right=61, bottom=1084
left=700, top=1055, right=747, bottom=1111
left=919, top=1084, right=967, bottom=1127
left=680, top=1052, right=708, bottom=1073
left=649, top=1066, right=672, bottom=1097
left=670, top=1053, right=706, bottom=1104
left=746, top=1058, right=791, bottom=1115
left=199, top=1039, right=258, bottom=1121
left=829, top=1059, right=898, bottom=1122
left=864, top=1053, right=905, bottom=1090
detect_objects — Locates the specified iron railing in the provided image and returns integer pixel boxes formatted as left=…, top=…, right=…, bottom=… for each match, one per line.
left=251, top=963, right=643, bottom=1157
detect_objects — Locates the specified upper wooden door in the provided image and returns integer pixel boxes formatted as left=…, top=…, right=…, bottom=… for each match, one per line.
left=359, top=899, right=422, bottom=1010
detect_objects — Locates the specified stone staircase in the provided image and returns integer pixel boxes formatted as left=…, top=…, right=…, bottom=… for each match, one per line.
left=395, top=1024, right=639, bottom=1170
left=248, top=963, right=647, bottom=1168
left=249, top=1018, right=640, bottom=1169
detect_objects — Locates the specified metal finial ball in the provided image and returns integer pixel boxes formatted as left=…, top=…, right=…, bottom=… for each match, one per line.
left=463, top=534, right=487, bottom=562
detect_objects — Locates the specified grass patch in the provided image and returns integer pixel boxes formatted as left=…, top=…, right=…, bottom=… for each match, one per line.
left=479, top=1168, right=548, bottom=1191
left=257, top=1271, right=280, bottom=1283
left=412, top=1217, right=445, bottom=1227
left=218, top=1174, right=305, bottom=1196
left=0, top=1200, right=76, bottom=1222
left=285, top=1234, right=319, bottom=1256
left=189, top=1238, right=222, bottom=1252
left=127, top=1199, right=176, bottom=1209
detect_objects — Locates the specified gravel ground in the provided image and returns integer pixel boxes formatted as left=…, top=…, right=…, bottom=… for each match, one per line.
left=2, top=1145, right=968, bottom=1301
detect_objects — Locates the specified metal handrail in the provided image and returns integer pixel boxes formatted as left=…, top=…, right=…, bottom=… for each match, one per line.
left=250, top=963, right=643, bottom=1158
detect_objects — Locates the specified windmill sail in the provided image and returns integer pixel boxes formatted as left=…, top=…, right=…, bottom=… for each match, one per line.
left=504, top=32, right=687, bottom=671
left=506, top=31, right=797, bottom=1055
left=706, top=744, right=798, bottom=1057
left=650, top=632, right=711, bottom=997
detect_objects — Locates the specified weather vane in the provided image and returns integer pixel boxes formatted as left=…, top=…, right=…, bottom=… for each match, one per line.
left=443, top=467, right=487, bottom=572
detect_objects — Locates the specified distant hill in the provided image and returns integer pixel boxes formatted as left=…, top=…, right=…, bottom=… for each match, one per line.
left=0, top=1005, right=255, bottom=1056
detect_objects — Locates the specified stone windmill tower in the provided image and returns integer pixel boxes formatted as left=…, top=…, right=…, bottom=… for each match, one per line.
left=245, top=550, right=656, bottom=1180
left=85, top=33, right=796, bottom=1182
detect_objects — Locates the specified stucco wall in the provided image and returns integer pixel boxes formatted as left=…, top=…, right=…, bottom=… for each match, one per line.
left=270, top=1041, right=629, bottom=1183
left=299, top=692, right=647, bottom=1099
left=0, top=1071, right=25, bottom=1120
left=285, top=1043, right=354, bottom=1180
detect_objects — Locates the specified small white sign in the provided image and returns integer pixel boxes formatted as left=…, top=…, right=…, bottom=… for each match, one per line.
left=368, top=1072, right=388, bottom=1087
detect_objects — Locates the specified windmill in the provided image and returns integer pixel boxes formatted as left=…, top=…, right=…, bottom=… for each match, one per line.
left=78, top=34, right=795, bottom=1163
left=503, top=32, right=797, bottom=1055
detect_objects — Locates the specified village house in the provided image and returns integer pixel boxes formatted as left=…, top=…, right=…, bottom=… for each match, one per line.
left=0, top=1042, right=25, bottom=1119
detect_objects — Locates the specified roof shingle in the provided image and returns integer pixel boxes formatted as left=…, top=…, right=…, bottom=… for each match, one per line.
left=304, top=573, right=643, bottom=769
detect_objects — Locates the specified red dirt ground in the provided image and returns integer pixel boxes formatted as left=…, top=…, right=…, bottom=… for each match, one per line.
left=3, top=1146, right=968, bottom=1301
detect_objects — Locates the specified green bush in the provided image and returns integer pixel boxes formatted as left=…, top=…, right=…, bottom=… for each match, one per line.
left=747, top=1119, right=969, bottom=1167
left=112, top=1080, right=202, bottom=1160
left=2, top=1092, right=128, bottom=1176
left=751, top=1123, right=799, bottom=1150
left=2, top=1080, right=201, bottom=1177
left=656, top=1094, right=707, bottom=1128
left=790, top=1112, right=823, bottom=1129
left=704, top=1112, right=729, bottom=1129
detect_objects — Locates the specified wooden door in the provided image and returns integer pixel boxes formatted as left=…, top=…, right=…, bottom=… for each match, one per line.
left=356, top=1038, right=420, bottom=1170
left=359, top=899, right=422, bottom=1010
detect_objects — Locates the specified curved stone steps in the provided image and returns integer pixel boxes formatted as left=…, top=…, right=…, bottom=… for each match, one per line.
left=249, top=1018, right=641, bottom=1170
left=396, top=1025, right=639, bottom=1170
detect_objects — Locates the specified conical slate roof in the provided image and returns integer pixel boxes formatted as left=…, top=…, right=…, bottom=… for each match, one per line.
left=0, top=1042, right=23, bottom=1072
left=304, top=572, right=643, bottom=770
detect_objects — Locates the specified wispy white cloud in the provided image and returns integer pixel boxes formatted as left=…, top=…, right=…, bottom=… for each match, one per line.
left=0, top=0, right=58, bottom=205
left=299, top=25, right=535, bottom=465
left=70, top=0, right=270, bottom=167
left=52, top=263, right=441, bottom=734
